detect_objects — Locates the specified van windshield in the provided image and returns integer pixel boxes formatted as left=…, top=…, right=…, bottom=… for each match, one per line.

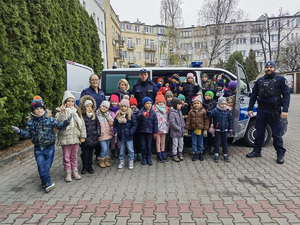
left=100, top=71, right=140, bottom=95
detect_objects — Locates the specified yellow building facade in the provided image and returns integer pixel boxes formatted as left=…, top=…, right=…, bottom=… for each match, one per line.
left=119, top=21, right=159, bottom=68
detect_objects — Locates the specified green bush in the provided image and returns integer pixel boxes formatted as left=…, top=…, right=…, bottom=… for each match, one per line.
left=0, top=0, right=103, bottom=149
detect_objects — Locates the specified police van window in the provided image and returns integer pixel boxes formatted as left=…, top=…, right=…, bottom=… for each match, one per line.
left=236, top=66, right=248, bottom=95
left=128, top=75, right=140, bottom=92
left=152, top=70, right=197, bottom=85
left=105, top=74, right=126, bottom=94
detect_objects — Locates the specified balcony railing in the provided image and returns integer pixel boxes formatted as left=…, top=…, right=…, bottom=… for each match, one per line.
left=128, top=57, right=136, bottom=64
left=144, top=44, right=157, bottom=51
left=145, top=58, right=157, bottom=65
left=114, top=50, right=122, bottom=59
left=127, top=43, right=135, bottom=50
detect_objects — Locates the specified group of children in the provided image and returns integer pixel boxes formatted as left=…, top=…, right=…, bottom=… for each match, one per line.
left=12, top=73, right=236, bottom=193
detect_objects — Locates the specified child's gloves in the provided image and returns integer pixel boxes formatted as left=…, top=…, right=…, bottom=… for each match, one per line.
left=67, top=115, right=73, bottom=122
left=143, top=111, right=149, bottom=118
left=203, top=130, right=208, bottom=137
left=153, top=133, right=157, bottom=140
left=229, top=130, right=233, bottom=135
left=12, top=126, right=20, bottom=134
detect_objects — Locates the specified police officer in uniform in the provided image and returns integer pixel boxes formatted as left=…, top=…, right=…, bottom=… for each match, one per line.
left=246, top=61, right=290, bottom=164
left=132, top=69, right=158, bottom=109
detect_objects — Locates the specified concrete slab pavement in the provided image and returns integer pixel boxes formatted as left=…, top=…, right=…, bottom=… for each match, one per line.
left=1, top=94, right=300, bottom=224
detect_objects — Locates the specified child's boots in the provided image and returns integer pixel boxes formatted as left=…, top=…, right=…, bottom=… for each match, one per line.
left=72, top=168, right=81, bottom=180
left=157, top=152, right=164, bottom=163
left=104, top=156, right=111, bottom=167
left=98, top=158, right=106, bottom=168
left=65, top=169, right=72, bottom=182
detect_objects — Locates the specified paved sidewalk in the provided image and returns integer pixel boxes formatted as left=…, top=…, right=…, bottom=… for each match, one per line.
left=0, top=95, right=300, bottom=225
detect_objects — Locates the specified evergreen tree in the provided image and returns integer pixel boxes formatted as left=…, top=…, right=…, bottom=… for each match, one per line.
left=0, top=0, right=103, bottom=149
left=225, top=51, right=245, bottom=75
left=245, top=49, right=259, bottom=81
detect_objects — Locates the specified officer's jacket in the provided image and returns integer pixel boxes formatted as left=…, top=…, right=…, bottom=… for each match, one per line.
left=132, top=78, right=158, bottom=109
left=248, top=73, right=290, bottom=112
left=80, top=86, right=105, bottom=110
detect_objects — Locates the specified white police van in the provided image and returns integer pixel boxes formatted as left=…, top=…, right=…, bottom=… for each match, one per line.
left=65, top=60, right=288, bottom=147
left=97, top=63, right=273, bottom=147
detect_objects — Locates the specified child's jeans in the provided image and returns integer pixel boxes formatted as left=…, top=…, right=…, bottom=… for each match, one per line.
left=34, top=145, right=55, bottom=186
left=172, top=137, right=184, bottom=156
left=100, top=139, right=110, bottom=158
left=140, top=133, right=152, bottom=156
left=191, top=129, right=204, bottom=154
left=156, top=133, right=166, bottom=152
left=214, top=131, right=228, bottom=154
left=119, top=140, right=134, bottom=161
left=62, top=144, right=79, bottom=170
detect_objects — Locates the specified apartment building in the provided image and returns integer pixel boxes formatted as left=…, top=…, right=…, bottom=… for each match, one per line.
left=103, top=0, right=123, bottom=69
left=177, top=13, right=300, bottom=71
left=79, top=0, right=107, bottom=69
left=119, top=20, right=159, bottom=68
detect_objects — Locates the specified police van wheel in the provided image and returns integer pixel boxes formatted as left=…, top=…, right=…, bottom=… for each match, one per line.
left=243, top=120, right=272, bottom=147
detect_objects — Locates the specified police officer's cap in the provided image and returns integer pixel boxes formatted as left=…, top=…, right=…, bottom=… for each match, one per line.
left=140, top=68, right=148, bottom=74
left=265, top=61, right=276, bottom=69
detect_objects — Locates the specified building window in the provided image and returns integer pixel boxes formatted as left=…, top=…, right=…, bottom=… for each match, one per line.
left=250, top=37, right=260, bottom=44
left=144, top=26, right=149, bottom=33
left=241, top=50, right=246, bottom=57
left=225, top=26, right=231, bottom=34
left=236, top=38, right=246, bottom=45
left=121, top=24, right=125, bottom=30
left=236, top=25, right=246, bottom=32
left=97, top=18, right=100, bottom=29
left=251, top=24, right=263, bottom=32
left=180, top=31, right=192, bottom=38
left=161, top=53, right=167, bottom=60
left=137, top=52, right=141, bottom=60
left=150, top=40, right=154, bottom=49
left=287, top=19, right=290, bottom=27
left=121, top=51, right=127, bottom=59
left=101, top=21, right=103, bottom=32
left=136, top=38, right=141, bottom=46
left=102, top=41, right=105, bottom=52
left=271, top=34, right=278, bottom=42
left=159, top=28, right=165, bottom=34
left=145, top=39, right=149, bottom=46
left=194, top=30, right=201, bottom=37
left=271, top=20, right=280, bottom=28
left=92, top=13, right=95, bottom=21
left=127, top=24, right=132, bottom=31
left=121, top=37, right=126, bottom=45
left=135, top=25, right=140, bottom=32
left=83, top=1, right=86, bottom=9
left=145, top=52, right=149, bottom=59
left=150, top=27, right=154, bottom=33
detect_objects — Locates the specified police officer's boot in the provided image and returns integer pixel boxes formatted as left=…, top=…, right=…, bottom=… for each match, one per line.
left=246, top=150, right=262, bottom=158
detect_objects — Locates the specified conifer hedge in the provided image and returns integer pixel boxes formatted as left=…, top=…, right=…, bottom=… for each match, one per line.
left=0, top=0, right=103, bottom=149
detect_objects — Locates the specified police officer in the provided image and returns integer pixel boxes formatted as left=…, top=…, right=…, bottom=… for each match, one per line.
left=80, top=74, right=105, bottom=110
left=132, top=69, right=158, bottom=109
left=247, top=61, right=290, bottom=164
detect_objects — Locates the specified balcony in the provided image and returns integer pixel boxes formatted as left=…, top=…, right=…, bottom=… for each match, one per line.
left=127, top=43, right=135, bottom=50
left=114, top=50, right=122, bottom=59
left=145, top=58, right=157, bottom=65
left=128, top=57, right=136, bottom=64
left=144, top=44, right=157, bottom=51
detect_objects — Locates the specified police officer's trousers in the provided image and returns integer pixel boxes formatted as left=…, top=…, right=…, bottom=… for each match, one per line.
left=253, top=108, right=286, bottom=157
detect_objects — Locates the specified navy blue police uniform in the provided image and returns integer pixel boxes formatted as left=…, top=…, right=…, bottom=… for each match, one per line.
left=132, top=72, right=158, bottom=109
left=247, top=62, right=290, bottom=163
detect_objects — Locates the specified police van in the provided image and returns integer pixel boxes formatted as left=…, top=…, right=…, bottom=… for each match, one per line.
left=98, top=63, right=275, bottom=147
left=65, top=60, right=284, bottom=147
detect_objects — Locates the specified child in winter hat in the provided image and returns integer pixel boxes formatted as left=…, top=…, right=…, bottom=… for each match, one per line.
left=137, top=96, right=158, bottom=165
left=153, top=92, right=170, bottom=163
left=206, top=96, right=233, bottom=163
left=78, top=95, right=101, bottom=174
left=114, top=95, right=137, bottom=170
left=12, top=95, right=71, bottom=193
left=165, top=91, right=173, bottom=108
left=97, top=100, right=113, bottom=168
left=56, top=90, right=86, bottom=182
left=156, top=77, right=164, bottom=89
left=170, top=74, right=183, bottom=97
left=109, top=94, right=120, bottom=160
left=228, top=81, right=237, bottom=94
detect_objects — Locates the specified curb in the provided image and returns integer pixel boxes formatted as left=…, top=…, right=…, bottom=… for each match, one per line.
left=0, top=145, right=34, bottom=167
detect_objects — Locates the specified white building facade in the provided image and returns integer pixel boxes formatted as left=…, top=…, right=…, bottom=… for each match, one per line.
left=79, top=0, right=107, bottom=69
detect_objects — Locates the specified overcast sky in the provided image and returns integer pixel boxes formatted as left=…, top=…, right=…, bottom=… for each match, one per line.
left=110, top=0, right=300, bottom=27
